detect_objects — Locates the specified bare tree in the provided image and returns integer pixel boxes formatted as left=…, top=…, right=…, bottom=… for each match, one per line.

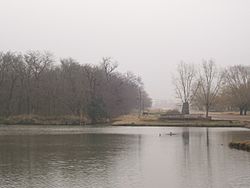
left=24, top=51, right=54, bottom=114
left=100, top=57, right=118, bottom=80
left=0, top=53, right=7, bottom=87
left=60, top=58, right=88, bottom=115
left=195, top=60, right=223, bottom=118
left=1, top=52, right=23, bottom=116
left=174, top=62, right=199, bottom=114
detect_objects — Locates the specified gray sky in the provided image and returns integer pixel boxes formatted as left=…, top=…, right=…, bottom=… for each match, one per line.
left=1, top=0, right=250, bottom=100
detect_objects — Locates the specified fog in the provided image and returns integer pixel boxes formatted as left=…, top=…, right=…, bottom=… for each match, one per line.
left=0, top=0, right=250, bottom=101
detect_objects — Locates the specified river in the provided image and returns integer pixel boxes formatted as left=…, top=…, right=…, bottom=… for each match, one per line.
left=0, top=125, right=250, bottom=188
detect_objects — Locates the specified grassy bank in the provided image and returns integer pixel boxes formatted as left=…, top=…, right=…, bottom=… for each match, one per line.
left=1, top=113, right=249, bottom=127
left=229, top=141, right=250, bottom=152
left=112, top=114, right=246, bottom=127
left=0, top=115, right=92, bottom=125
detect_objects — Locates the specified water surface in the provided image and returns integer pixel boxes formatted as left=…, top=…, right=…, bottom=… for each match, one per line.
left=0, top=125, right=250, bottom=188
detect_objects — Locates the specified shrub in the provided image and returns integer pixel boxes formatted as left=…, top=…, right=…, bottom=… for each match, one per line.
left=165, top=109, right=181, bottom=115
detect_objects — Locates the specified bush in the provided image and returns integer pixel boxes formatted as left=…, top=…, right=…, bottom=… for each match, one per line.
left=165, top=109, right=181, bottom=115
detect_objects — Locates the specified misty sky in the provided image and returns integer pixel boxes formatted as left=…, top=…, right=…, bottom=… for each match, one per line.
left=1, top=0, right=250, bottom=101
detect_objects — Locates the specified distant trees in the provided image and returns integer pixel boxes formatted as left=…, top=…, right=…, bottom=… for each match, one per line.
left=224, top=65, right=250, bottom=115
left=23, top=51, right=54, bottom=114
left=0, top=51, right=152, bottom=123
left=0, top=52, right=24, bottom=116
left=175, top=60, right=250, bottom=116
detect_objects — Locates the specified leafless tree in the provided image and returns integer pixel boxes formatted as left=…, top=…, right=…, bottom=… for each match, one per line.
left=174, top=62, right=199, bottom=114
left=0, top=53, right=7, bottom=87
left=1, top=52, right=23, bottom=116
left=195, top=60, right=223, bottom=118
left=23, top=51, right=54, bottom=114
left=100, top=57, right=118, bottom=80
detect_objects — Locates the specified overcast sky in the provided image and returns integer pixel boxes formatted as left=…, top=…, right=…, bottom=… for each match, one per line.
left=0, top=0, right=250, bottom=100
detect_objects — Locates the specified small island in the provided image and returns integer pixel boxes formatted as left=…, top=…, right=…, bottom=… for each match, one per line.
left=229, top=141, right=250, bottom=152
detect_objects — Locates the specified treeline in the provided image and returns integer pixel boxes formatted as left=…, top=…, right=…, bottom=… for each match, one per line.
left=174, top=60, right=250, bottom=116
left=215, top=65, right=250, bottom=115
left=0, top=51, right=151, bottom=123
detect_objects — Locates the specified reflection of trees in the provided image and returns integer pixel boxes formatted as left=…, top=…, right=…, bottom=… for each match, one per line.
left=182, top=128, right=190, bottom=169
left=206, top=128, right=212, bottom=187
left=181, top=128, right=213, bottom=187
left=182, top=127, right=190, bottom=145
left=206, top=128, right=209, bottom=147
left=0, top=133, right=142, bottom=187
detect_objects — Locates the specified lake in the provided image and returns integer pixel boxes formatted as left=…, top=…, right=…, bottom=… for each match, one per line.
left=0, top=125, right=250, bottom=188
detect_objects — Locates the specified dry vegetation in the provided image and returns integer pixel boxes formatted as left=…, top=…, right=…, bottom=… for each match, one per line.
left=112, top=112, right=245, bottom=127
left=229, top=140, right=250, bottom=152
left=0, top=115, right=91, bottom=125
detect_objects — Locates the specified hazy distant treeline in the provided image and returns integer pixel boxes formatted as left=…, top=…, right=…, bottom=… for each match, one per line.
left=0, top=51, right=151, bottom=122
left=174, top=60, right=250, bottom=116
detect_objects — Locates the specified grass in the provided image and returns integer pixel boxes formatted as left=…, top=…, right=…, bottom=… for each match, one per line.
left=0, top=115, right=88, bottom=125
left=112, top=114, right=245, bottom=127
left=1, top=111, right=249, bottom=127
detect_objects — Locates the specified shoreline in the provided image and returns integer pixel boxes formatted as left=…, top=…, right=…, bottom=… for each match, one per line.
left=0, top=123, right=247, bottom=129
left=112, top=123, right=248, bottom=128
left=0, top=114, right=249, bottom=129
left=111, top=113, right=250, bottom=128
left=112, top=118, right=249, bottom=128
left=0, top=115, right=108, bottom=126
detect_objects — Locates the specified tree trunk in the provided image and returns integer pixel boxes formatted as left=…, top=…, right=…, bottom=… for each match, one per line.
left=240, top=107, right=243, bottom=115
left=205, top=105, right=209, bottom=118
left=244, top=108, right=247, bottom=115
left=6, top=77, right=17, bottom=116
left=182, top=102, right=189, bottom=114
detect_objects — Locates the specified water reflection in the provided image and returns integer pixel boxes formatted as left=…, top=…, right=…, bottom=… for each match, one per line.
left=182, top=127, right=190, bottom=145
left=0, top=126, right=250, bottom=188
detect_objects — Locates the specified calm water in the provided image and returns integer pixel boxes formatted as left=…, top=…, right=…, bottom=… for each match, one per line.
left=0, top=125, right=250, bottom=188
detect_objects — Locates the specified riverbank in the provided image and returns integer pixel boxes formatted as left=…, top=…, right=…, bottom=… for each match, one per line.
left=229, top=141, right=250, bottom=151
left=1, top=113, right=250, bottom=128
left=0, top=115, right=93, bottom=125
left=112, top=114, right=248, bottom=128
